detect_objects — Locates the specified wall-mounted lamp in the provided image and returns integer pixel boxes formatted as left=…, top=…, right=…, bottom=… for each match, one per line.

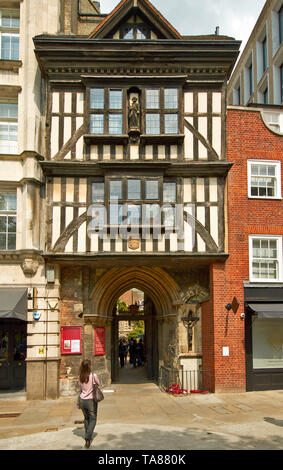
left=225, top=297, right=240, bottom=313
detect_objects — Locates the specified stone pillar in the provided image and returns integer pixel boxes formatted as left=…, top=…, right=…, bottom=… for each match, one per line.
left=26, top=263, right=61, bottom=400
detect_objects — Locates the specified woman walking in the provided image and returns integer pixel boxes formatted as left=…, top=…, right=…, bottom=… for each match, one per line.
left=78, top=360, right=100, bottom=449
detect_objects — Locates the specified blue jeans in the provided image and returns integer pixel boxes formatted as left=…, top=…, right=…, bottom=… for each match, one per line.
left=79, top=398, right=98, bottom=441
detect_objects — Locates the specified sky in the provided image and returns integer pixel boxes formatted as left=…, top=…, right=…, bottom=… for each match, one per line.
left=98, top=0, right=267, bottom=51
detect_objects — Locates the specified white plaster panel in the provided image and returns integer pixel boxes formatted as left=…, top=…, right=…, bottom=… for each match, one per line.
left=184, top=92, right=194, bottom=113
left=90, top=233, right=99, bottom=252
left=52, top=92, right=60, bottom=113
left=198, top=117, right=208, bottom=160
left=77, top=92, right=84, bottom=114
left=210, top=206, right=219, bottom=246
left=64, top=116, right=72, bottom=144
left=145, top=145, right=153, bottom=160
left=78, top=215, right=86, bottom=253
left=145, top=237, right=153, bottom=252
left=158, top=234, right=165, bottom=252
left=212, top=92, right=222, bottom=113
left=103, top=145, right=111, bottom=159
left=158, top=145, right=166, bottom=159
left=53, top=177, right=61, bottom=202
left=198, top=93, right=207, bottom=113
left=90, top=145, right=98, bottom=160
left=197, top=206, right=206, bottom=252
left=196, top=178, right=205, bottom=202
left=103, top=235, right=111, bottom=252
left=66, top=179, right=74, bottom=203
left=116, top=145, right=123, bottom=160
left=79, top=179, right=87, bottom=203
left=76, top=136, right=84, bottom=161
left=64, top=93, right=72, bottom=113
left=209, top=177, right=218, bottom=202
left=115, top=235, right=123, bottom=252
left=184, top=118, right=194, bottom=160
left=170, top=145, right=178, bottom=159
left=51, top=116, right=59, bottom=157
left=212, top=117, right=222, bottom=157
left=184, top=205, right=194, bottom=252
left=170, top=233, right=178, bottom=252
left=52, top=206, right=61, bottom=247
left=183, top=178, right=192, bottom=203
left=130, top=145, right=139, bottom=160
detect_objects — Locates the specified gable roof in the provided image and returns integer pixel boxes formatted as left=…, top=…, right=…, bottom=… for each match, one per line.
left=88, top=0, right=181, bottom=39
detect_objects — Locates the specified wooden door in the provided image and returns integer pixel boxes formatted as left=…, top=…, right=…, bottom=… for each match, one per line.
left=0, top=320, right=27, bottom=390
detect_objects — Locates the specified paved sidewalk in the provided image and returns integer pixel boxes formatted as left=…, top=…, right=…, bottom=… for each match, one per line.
left=0, top=366, right=283, bottom=450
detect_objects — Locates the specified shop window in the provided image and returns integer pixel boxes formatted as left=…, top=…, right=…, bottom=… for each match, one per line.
left=248, top=160, right=281, bottom=199
left=252, top=318, right=283, bottom=369
left=249, top=235, right=283, bottom=282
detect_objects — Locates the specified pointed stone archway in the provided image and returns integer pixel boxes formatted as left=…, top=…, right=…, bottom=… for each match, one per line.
left=89, top=266, right=183, bottom=383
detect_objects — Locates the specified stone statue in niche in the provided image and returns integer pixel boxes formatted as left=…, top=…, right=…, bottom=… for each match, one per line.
left=128, top=93, right=140, bottom=132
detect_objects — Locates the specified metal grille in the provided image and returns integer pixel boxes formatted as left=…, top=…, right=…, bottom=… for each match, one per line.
left=159, top=366, right=212, bottom=393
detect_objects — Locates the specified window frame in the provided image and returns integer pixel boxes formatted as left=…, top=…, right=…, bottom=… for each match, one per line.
left=249, top=235, right=283, bottom=283
left=96, top=176, right=179, bottom=227
left=0, top=100, right=18, bottom=155
left=247, top=160, right=282, bottom=200
left=89, top=88, right=125, bottom=136
left=144, top=87, right=180, bottom=135
left=0, top=9, right=20, bottom=61
left=0, top=192, right=17, bottom=251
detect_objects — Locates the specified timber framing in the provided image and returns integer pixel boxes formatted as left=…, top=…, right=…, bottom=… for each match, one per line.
left=40, top=160, right=233, bottom=177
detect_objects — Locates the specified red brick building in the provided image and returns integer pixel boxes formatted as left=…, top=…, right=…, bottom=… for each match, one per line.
left=202, top=106, right=283, bottom=392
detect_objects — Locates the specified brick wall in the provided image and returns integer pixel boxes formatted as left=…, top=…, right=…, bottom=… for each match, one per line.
left=203, top=108, right=283, bottom=392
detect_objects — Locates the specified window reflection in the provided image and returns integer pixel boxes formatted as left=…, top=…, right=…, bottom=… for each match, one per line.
left=0, top=329, right=8, bottom=361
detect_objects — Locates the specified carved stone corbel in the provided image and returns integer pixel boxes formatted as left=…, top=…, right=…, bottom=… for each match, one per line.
left=21, top=258, right=39, bottom=276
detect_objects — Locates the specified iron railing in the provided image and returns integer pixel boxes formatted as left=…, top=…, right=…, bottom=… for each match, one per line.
left=159, top=366, right=213, bottom=393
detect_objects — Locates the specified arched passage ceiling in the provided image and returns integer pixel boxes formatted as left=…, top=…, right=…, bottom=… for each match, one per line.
left=91, top=266, right=182, bottom=317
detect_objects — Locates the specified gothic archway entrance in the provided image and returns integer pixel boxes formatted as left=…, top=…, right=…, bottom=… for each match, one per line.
left=90, top=266, right=182, bottom=385
left=111, top=290, right=159, bottom=383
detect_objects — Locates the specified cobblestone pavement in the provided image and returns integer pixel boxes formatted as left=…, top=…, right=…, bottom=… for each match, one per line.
left=0, top=365, right=283, bottom=450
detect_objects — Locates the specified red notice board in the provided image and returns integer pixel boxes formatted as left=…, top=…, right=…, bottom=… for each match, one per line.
left=94, top=326, right=106, bottom=356
left=61, top=326, right=82, bottom=355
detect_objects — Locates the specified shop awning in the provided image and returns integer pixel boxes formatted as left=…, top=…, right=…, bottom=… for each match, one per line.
left=247, top=303, right=283, bottom=318
left=0, top=288, right=27, bottom=321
